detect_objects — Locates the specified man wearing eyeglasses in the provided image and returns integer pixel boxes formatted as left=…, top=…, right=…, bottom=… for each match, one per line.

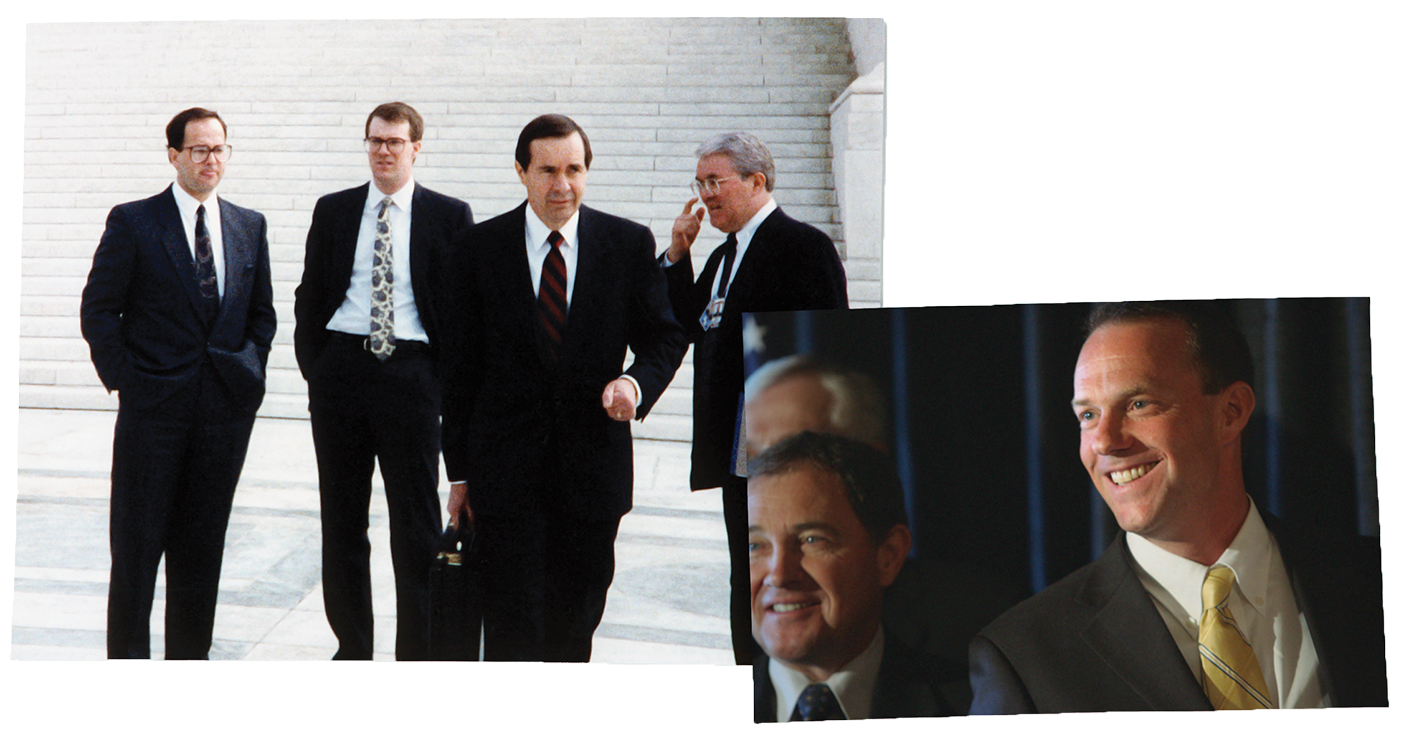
left=294, top=101, right=473, bottom=660
left=662, top=131, right=849, bottom=664
left=80, top=107, right=277, bottom=658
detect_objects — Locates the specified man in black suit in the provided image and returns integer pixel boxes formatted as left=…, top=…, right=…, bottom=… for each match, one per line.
left=80, top=107, right=276, bottom=659
left=294, top=102, right=472, bottom=660
left=442, top=114, right=686, bottom=662
left=750, top=432, right=966, bottom=721
left=969, top=301, right=1388, bottom=712
left=664, top=131, right=849, bottom=663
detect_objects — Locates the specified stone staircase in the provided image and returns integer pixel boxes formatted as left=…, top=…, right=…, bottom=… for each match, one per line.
left=22, top=18, right=878, bottom=442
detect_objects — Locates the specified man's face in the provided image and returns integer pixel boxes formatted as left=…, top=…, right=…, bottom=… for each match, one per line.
left=749, top=466, right=905, bottom=680
left=745, top=374, right=836, bottom=457
left=695, top=153, right=767, bottom=234
left=516, top=132, right=588, bottom=231
left=367, top=117, right=420, bottom=195
left=1073, top=318, right=1235, bottom=545
left=168, top=117, right=226, bottom=201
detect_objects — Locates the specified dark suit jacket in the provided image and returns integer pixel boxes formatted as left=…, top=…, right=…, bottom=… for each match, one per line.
left=80, top=185, right=276, bottom=413
left=441, top=203, right=687, bottom=521
left=663, top=206, right=848, bottom=489
left=293, top=182, right=473, bottom=380
left=968, top=517, right=1388, bottom=713
left=755, top=634, right=970, bottom=722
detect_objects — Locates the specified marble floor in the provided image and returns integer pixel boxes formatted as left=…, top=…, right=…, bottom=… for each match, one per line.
left=10, top=408, right=732, bottom=663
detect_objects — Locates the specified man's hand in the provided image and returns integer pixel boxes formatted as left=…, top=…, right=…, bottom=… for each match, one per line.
left=446, top=481, right=474, bottom=529
left=667, top=197, right=705, bottom=264
left=601, top=378, right=639, bottom=422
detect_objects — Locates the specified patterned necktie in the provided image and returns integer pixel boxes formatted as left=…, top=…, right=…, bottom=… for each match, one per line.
left=791, top=682, right=845, bottom=721
left=1200, top=565, right=1273, bottom=709
left=194, top=204, right=219, bottom=320
left=537, top=230, right=568, bottom=362
left=714, top=232, right=739, bottom=299
left=368, top=197, right=395, bottom=361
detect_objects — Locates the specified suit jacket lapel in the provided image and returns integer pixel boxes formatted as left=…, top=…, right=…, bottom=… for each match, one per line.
left=1078, top=535, right=1211, bottom=710
left=332, top=184, right=370, bottom=304
left=217, top=198, right=250, bottom=325
left=559, top=206, right=602, bottom=360
left=154, top=186, right=212, bottom=326
left=408, top=183, right=430, bottom=326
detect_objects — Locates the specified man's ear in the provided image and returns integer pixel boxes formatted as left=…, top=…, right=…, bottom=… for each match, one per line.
left=1219, top=381, right=1256, bottom=443
left=875, top=524, right=912, bottom=588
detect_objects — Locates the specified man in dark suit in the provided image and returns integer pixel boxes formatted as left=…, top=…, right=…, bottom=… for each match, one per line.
left=80, top=107, right=276, bottom=659
left=442, top=114, right=686, bottom=662
left=749, top=432, right=967, bottom=721
left=969, top=301, right=1388, bottom=712
left=664, top=132, right=849, bottom=663
left=294, top=102, right=472, bottom=660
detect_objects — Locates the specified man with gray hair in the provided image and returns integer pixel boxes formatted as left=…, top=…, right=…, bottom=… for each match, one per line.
left=744, top=354, right=888, bottom=458
left=663, top=131, right=849, bottom=663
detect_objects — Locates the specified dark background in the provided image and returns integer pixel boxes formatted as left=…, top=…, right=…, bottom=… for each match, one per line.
left=749, top=298, right=1378, bottom=665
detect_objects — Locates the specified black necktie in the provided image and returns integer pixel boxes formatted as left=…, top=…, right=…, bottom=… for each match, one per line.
left=715, top=232, right=738, bottom=299
left=791, top=682, right=845, bottom=721
left=538, top=230, right=568, bottom=361
left=194, top=204, right=219, bottom=320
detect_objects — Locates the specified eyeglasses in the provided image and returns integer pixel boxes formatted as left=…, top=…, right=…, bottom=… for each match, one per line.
left=366, top=137, right=410, bottom=154
left=690, top=176, right=739, bottom=196
left=179, top=145, right=233, bottom=163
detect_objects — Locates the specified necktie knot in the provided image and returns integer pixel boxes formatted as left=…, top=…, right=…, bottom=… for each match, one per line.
left=547, top=230, right=564, bottom=248
left=792, top=682, right=845, bottom=722
left=1202, top=565, right=1234, bottom=610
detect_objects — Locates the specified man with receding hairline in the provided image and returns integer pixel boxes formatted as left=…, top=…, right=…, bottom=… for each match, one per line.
left=441, top=114, right=685, bottom=662
left=295, top=101, right=473, bottom=660
left=81, top=107, right=276, bottom=658
left=969, top=301, right=1387, bottom=713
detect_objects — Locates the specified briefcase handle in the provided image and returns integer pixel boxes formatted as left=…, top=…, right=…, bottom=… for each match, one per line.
left=437, top=510, right=475, bottom=566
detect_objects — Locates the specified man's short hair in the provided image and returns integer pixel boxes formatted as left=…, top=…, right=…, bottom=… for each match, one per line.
left=365, top=102, right=424, bottom=143
left=745, top=355, right=888, bottom=448
left=750, top=431, right=907, bottom=543
left=1086, top=300, right=1255, bottom=393
left=515, top=114, right=593, bottom=170
left=696, top=131, right=776, bottom=192
left=165, top=108, right=226, bottom=150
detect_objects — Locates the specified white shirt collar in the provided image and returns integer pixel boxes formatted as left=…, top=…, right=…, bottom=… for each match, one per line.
left=524, top=203, right=580, bottom=251
left=734, top=196, right=777, bottom=251
left=367, top=177, right=415, bottom=214
left=171, top=181, right=217, bottom=215
left=769, top=625, right=884, bottom=721
left=1127, top=497, right=1273, bottom=621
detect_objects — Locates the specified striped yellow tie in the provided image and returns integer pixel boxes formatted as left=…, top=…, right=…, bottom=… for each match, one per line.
left=1199, top=565, right=1273, bottom=709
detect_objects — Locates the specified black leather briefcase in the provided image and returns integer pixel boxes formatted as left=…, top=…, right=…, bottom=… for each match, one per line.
left=428, top=512, right=481, bottom=661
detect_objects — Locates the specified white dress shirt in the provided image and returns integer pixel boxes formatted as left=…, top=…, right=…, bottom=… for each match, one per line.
left=523, top=204, right=580, bottom=308
left=769, top=626, right=884, bottom=721
left=707, top=197, right=776, bottom=301
left=1126, top=498, right=1327, bottom=707
left=326, top=179, right=428, bottom=343
left=171, top=183, right=225, bottom=297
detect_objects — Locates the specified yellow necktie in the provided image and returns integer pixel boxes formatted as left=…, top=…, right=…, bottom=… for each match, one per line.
left=1199, top=565, right=1273, bottom=709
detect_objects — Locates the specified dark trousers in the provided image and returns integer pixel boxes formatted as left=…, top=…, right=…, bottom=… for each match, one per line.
left=722, top=474, right=757, bottom=665
left=308, top=334, right=443, bottom=660
left=107, top=362, right=255, bottom=659
left=475, top=457, right=622, bottom=662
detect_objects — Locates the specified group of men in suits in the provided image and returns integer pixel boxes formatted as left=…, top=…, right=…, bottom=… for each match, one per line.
left=79, top=104, right=851, bottom=663
left=744, top=301, right=1386, bottom=721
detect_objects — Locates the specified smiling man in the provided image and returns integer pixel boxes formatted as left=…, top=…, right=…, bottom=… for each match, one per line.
left=441, top=114, right=686, bottom=662
left=295, top=102, right=473, bottom=660
left=664, top=132, right=849, bottom=664
left=968, top=301, right=1388, bottom=713
left=81, top=107, right=276, bottom=658
left=749, top=432, right=965, bottom=721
